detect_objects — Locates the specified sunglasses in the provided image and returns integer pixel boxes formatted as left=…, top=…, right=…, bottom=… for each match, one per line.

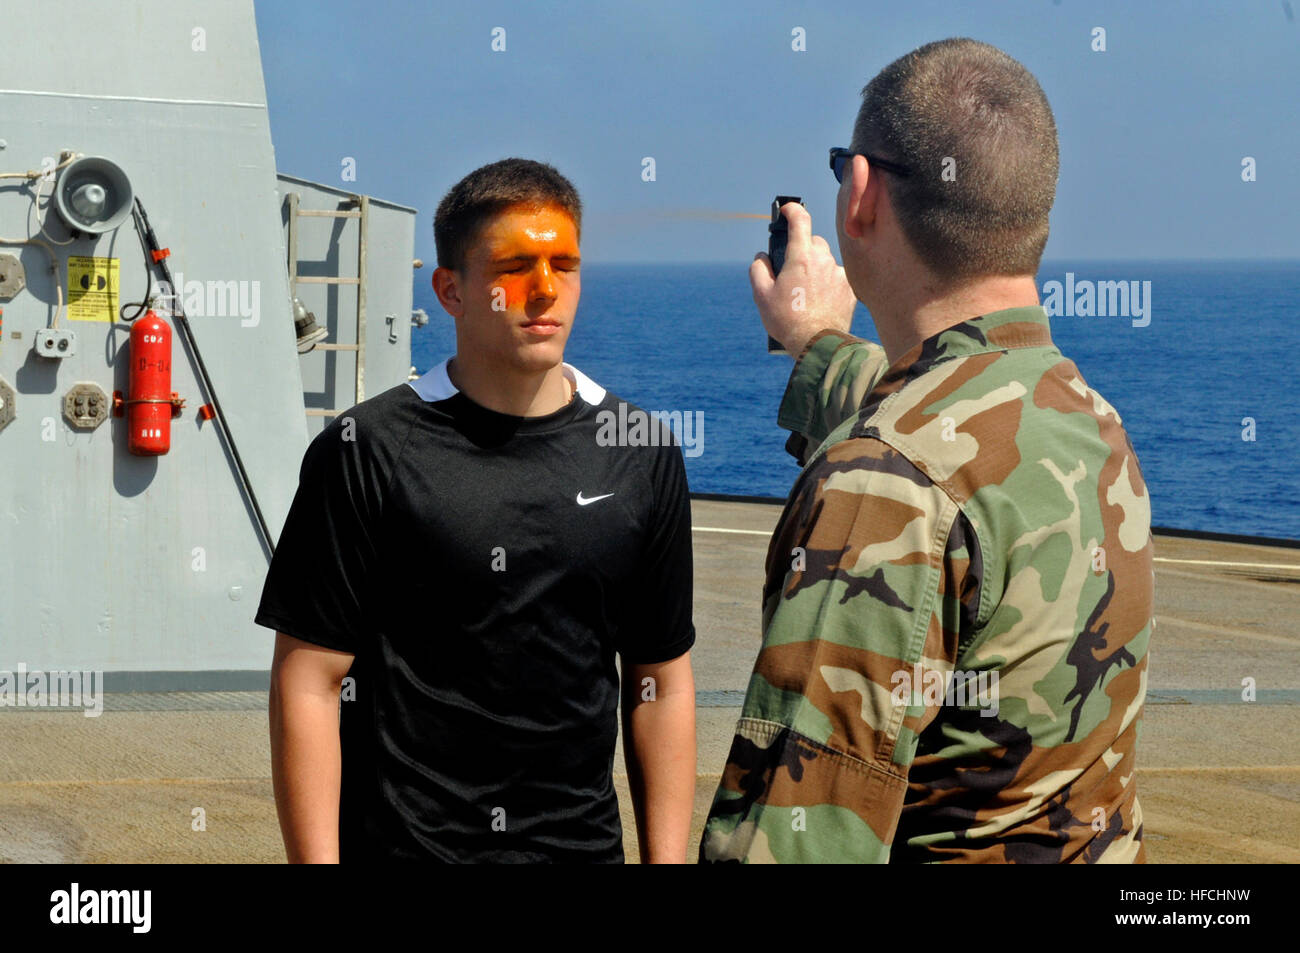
left=829, top=146, right=912, bottom=183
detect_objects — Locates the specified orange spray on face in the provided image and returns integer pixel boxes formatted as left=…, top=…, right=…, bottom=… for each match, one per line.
left=446, top=203, right=582, bottom=377
left=486, top=207, right=579, bottom=309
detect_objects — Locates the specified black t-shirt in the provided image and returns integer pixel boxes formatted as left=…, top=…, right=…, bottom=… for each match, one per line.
left=255, top=360, right=695, bottom=862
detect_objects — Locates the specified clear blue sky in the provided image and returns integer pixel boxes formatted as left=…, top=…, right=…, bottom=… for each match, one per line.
left=254, top=0, right=1299, bottom=264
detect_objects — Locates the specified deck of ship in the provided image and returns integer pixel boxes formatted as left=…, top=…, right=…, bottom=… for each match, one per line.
left=1, top=497, right=1297, bottom=863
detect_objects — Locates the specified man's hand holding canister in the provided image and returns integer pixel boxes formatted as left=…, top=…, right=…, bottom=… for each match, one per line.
left=750, top=202, right=858, bottom=357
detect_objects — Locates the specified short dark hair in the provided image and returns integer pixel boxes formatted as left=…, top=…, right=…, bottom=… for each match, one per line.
left=850, top=38, right=1059, bottom=281
left=434, top=158, right=582, bottom=272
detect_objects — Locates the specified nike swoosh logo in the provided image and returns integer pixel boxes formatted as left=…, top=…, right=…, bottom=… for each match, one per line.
left=576, top=492, right=614, bottom=506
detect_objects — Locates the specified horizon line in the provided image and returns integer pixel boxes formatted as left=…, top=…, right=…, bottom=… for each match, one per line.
left=572, top=256, right=1300, bottom=266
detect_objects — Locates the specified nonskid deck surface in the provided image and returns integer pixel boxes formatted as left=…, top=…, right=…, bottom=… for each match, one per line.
left=1, top=498, right=1297, bottom=863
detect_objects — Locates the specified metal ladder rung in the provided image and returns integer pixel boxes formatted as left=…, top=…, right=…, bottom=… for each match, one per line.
left=296, top=209, right=361, bottom=218
left=305, top=409, right=350, bottom=417
left=314, top=343, right=359, bottom=351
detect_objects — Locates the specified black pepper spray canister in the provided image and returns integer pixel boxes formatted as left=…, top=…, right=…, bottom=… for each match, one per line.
left=766, top=195, right=803, bottom=354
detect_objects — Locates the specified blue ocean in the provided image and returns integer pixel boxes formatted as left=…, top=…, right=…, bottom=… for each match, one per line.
left=412, top=261, right=1300, bottom=541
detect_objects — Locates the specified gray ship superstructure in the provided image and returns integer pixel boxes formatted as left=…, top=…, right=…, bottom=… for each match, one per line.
left=0, top=0, right=419, bottom=688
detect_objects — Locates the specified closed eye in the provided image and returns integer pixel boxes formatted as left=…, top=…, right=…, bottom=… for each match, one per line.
left=494, top=258, right=579, bottom=273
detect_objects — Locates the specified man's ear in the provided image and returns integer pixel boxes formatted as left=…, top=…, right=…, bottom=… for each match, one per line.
left=842, top=153, right=878, bottom=241
left=432, top=266, right=465, bottom=319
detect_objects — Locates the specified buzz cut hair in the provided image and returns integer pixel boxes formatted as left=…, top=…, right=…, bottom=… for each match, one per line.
left=850, top=38, right=1059, bottom=282
left=434, top=158, right=582, bottom=273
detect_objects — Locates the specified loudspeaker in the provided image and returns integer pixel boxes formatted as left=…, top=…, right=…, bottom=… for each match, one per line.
left=54, top=156, right=134, bottom=234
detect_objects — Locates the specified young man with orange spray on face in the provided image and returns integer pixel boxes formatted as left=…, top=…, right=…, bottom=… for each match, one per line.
left=258, top=159, right=696, bottom=863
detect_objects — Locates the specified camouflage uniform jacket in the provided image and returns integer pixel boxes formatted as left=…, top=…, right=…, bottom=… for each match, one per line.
left=701, top=305, right=1153, bottom=863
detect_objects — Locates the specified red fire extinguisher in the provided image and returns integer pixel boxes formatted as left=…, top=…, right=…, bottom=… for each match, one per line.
left=113, top=310, right=185, bottom=455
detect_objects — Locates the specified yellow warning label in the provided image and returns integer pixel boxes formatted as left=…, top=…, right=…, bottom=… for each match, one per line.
left=67, top=256, right=120, bottom=322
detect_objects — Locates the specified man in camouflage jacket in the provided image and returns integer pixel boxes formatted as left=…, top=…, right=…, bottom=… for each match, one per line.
left=701, top=38, right=1153, bottom=863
